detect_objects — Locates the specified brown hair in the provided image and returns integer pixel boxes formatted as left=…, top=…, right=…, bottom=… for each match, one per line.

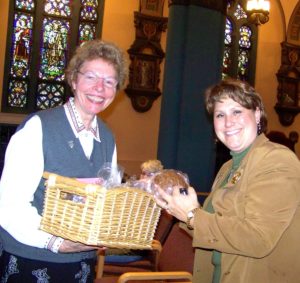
left=66, top=39, right=128, bottom=91
left=205, top=78, right=268, bottom=133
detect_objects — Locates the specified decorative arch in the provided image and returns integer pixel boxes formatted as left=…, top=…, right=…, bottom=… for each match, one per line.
left=287, top=1, right=300, bottom=44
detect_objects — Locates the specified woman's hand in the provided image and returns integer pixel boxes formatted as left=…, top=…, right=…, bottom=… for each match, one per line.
left=155, top=186, right=200, bottom=223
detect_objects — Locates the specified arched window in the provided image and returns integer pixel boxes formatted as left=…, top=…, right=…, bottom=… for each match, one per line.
left=1, top=0, right=104, bottom=114
left=222, top=1, right=258, bottom=85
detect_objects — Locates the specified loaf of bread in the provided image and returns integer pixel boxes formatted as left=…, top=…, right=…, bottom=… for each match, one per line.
left=152, top=169, right=189, bottom=196
left=126, top=160, right=189, bottom=199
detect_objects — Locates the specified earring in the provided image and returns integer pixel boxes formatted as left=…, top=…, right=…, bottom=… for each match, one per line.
left=257, top=121, right=262, bottom=135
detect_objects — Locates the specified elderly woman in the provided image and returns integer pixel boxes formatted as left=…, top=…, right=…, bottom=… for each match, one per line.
left=156, top=79, right=300, bottom=283
left=0, top=40, right=127, bottom=282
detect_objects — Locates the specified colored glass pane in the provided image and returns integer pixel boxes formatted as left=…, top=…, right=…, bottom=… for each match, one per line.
left=234, top=4, right=247, bottom=20
left=36, top=83, right=65, bottom=109
left=222, top=18, right=233, bottom=79
left=222, top=46, right=231, bottom=79
left=239, top=25, right=252, bottom=49
left=39, top=18, right=69, bottom=81
left=237, top=49, right=249, bottom=80
left=15, top=0, right=35, bottom=10
left=80, top=0, right=98, bottom=21
left=11, top=12, right=33, bottom=78
left=8, top=80, right=28, bottom=107
left=79, top=23, right=96, bottom=44
left=224, top=18, right=233, bottom=45
left=44, top=0, right=71, bottom=17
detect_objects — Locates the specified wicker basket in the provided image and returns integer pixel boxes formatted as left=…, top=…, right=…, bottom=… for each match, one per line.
left=40, top=172, right=161, bottom=249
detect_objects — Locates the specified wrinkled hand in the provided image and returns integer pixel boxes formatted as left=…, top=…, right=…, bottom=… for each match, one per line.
left=155, top=186, right=200, bottom=222
left=59, top=239, right=106, bottom=253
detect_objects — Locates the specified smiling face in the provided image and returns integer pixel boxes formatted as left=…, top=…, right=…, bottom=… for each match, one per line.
left=72, top=58, right=117, bottom=125
left=213, top=97, right=261, bottom=153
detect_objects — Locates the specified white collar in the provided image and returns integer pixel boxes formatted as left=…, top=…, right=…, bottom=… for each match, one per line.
left=64, top=97, right=100, bottom=142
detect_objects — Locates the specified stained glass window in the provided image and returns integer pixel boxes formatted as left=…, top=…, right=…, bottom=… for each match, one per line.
left=16, top=0, right=35, bottom=10
left=44, top=0, right=71, bottom=17
left=222, top=18, right=233, bottom=80
left=80, top=0, right=99, bottom=21
left=234, top=4, right=247, bottom=20
left=79, top=0, right=99, bottom=44
left=79, top=23, right=96, bottom=44
left=2, top=0, right=104, bottom=114
left=222, top=0, right=258, bottom=85
left=237, top=25, right=252, bottom=80
left=40, top=18, right=69, bottom=81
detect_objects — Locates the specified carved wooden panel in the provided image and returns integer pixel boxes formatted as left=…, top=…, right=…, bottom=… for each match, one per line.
left=125, top=11, right=167, bottom=112
left=275, top=41, right=300, bottom=126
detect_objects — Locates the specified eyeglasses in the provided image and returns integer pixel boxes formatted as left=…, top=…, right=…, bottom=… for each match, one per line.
left=78, top=71, right=118, bottom=89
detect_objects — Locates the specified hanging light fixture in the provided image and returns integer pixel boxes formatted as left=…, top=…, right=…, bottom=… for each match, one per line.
left=246, top=0, right=270, bottom=25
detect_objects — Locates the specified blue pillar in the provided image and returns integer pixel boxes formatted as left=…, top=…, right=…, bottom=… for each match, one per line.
left=158, top=1, right=226, bottom=193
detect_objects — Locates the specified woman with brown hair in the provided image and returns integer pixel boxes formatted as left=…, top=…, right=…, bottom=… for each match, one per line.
left=156, top=79, right=300, bottom=283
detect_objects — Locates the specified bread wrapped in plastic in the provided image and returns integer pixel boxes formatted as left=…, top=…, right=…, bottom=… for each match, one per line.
left=151, top=169, right=189, bottom=199
left=123, top=159, right=189, bottom=199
